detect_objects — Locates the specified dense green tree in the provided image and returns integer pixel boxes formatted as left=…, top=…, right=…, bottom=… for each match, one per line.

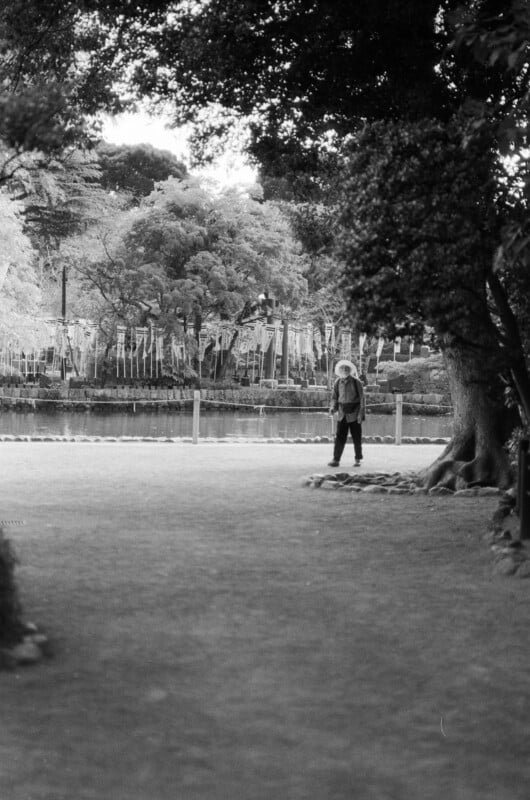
left=63, top=177, right=307, bottom=352
left=95, top=142, right=187, bottom=201
left=0, top=191, right=40, bottom=340
left=0, top=0, right=171, bottom=157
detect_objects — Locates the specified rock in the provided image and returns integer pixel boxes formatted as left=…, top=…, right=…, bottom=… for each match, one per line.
left=493, top=556, right=519, bottom=576
left=22, top=621, right=39, bottom=634
left=428, top=486, right=454, bottom=496
left=477, top=487, right=501, bottom=496
left=487, top=530, right=512, bottom=544
left=388, top=488, right=411, bottom=495
left=362, top=484, right=388, bottom=493
left=24, top=633, right=51, bottom=656
left=499, top=490, right=516, bottom=506
left=514, top=560, right=530, bottom=578
left=454, top=488, right=478, bottom=497
left=11, top=641, right=42, bottom=665
left=491, top=543, right=515, bottom=556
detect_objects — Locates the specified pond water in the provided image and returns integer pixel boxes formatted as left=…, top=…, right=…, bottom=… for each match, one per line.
left=0, top=409, right=453, bottom=440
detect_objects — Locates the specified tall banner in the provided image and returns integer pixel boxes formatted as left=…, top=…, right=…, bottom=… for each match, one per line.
left=238, top=325, right=253, bottom=354
left=358, top=333, right=367, bottom=355
left=220, top=324, right=232, bottom=350
left=253, top=323, right=262, bottom=351
left=313, top=328, right=322, bottom=360
left=259, top=323, right=269, bottom=351
left=324, top=323, right=334, bottom=350
left=91, top=323, right=99, bottom=378
left=213, top=326, right=221, bottom=352
left=304, top=324, right=314, bottom=359
left=264, top=325, right=276, bottom=351
left=340, top=330, right=352, bottom=358
left=116, top=325, right=127, bottom=377
left=156, top=328, right=164, bottom=375
left=358, top=333, right=367, bottom=373
left=198, top=331, right=208, bottom=361
left=275, top=325, right=283, bottom=353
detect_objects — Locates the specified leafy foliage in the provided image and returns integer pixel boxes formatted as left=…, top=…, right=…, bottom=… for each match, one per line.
left=0, top=190, right=41, bottom=338
left=335, top=119, right=498, bottom=344
left=95, top=142, right=187, bottom=200
left=65, top=177, right=308, bottom=340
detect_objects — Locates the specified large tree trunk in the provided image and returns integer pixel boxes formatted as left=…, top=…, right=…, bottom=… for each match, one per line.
left=421, top=344, right=515, bottom=490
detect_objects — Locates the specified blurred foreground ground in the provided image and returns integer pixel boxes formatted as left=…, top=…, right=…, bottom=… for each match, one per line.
left=0, top=442, right=529, bottom=800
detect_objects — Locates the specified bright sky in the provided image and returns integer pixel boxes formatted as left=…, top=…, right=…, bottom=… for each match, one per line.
left=101, top=111, right=257, bottom=188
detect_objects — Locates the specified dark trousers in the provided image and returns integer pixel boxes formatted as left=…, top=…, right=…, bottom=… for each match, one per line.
left=333, top=417, right=363, bottom=462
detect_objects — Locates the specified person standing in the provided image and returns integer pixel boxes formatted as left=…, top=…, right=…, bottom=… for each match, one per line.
left=328, top=359, right=365, bottom=468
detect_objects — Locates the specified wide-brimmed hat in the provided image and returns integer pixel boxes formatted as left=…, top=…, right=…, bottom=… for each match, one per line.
left=334, top=359, right=358, bottom=377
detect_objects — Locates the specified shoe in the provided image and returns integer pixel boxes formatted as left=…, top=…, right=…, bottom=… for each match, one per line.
left=328, top=461, right=340, bottom=467
left=354, top=460, right=362, bottom=467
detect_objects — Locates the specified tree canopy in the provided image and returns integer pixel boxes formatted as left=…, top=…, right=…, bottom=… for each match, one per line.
left=95, top=142, right=187, bottom=200
left=64, top=176, right=308, bottom=341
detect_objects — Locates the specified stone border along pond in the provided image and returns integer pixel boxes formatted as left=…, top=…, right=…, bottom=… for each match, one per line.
left=0, top=434, right=451, bottom=444
left=304, top=469, right=530, bottom=579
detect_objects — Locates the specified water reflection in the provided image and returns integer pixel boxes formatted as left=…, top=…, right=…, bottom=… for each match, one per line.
left=0, top=410, right=453, bottom=439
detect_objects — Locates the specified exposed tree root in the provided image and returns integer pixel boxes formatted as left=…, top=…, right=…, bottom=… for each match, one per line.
left=419, top=439, right=514, bottom=491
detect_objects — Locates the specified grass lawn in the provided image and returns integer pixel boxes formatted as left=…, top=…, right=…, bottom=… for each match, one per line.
left=0, top=442, right=529, bottom=800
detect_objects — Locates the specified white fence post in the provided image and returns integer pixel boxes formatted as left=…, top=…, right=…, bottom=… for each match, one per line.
left=192, top=390, right=201, bottom=444
left=395, top=393, right=403, bottom=445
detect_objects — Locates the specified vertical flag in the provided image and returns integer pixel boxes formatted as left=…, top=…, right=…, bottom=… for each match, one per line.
left=358, top=333, right=367, bottom=373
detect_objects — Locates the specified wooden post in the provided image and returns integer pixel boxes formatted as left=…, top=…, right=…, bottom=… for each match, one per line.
left=61, top=265, right=67, bottom=380
left=518, top=439, right=530, bottom=539
left=395, top=393, right=403, bottom=445
left=281, top=320, right=289, bottom=383
left=192, top=390, right=201, bottom=444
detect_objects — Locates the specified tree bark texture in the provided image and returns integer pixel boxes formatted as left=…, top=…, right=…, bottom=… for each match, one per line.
left=421, top=344, right=514, bottom=490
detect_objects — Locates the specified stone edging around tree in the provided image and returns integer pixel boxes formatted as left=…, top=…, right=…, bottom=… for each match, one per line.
left=0, top=621, right=51, bottom=670
left=302, top=470, right=502, bottom=496
left=303, top=470, right=530, bottom=579
left=0, top=435, right=450, bottom=444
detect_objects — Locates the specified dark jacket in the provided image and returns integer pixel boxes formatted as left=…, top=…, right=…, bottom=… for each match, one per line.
left=330, top=375, right=365, bottom=423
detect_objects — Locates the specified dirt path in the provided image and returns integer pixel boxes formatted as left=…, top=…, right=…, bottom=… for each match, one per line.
left=1, top=443, right=528, bottom=800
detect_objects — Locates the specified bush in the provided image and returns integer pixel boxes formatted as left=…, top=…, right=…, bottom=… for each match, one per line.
left=372, top=354, right=450, bottom=399
left=0, top=530, right=24, bottom=646
left=506, top=425, right=530, bottom=464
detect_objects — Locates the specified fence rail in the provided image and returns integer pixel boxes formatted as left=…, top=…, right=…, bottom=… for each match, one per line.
left=0, top=390, right=453, bottom=444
